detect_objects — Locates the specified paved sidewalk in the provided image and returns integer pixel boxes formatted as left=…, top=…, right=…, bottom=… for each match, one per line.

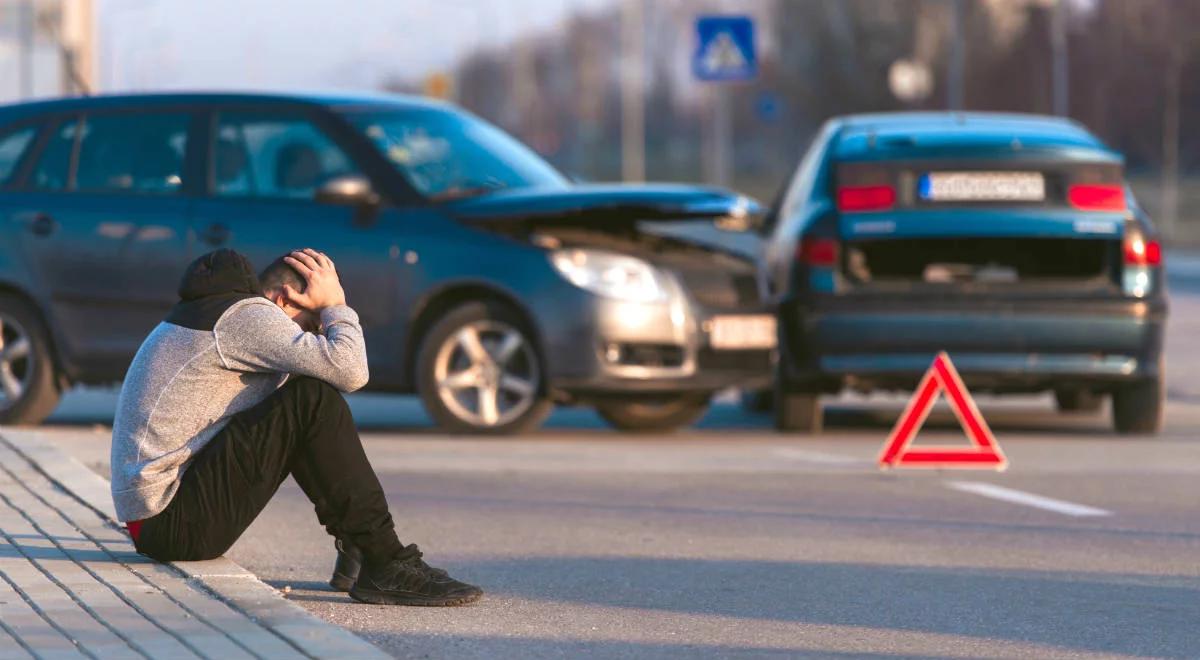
left=0, top=430, right=389, bottom=659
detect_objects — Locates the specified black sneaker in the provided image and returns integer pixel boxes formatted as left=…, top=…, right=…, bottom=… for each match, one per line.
left=329, top=538, right=362, bottom=592
left=349, top=547, right=482, bottom=606
left=330, top=540, right=452, bottom=592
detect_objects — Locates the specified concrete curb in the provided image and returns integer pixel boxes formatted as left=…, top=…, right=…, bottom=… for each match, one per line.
left=0, top=429, right=391, bottom=660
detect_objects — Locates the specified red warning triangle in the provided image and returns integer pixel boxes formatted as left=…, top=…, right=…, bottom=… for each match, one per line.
left=878, top=352, right=1007, bottom=470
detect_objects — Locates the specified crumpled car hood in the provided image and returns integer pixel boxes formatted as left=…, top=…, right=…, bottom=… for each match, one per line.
left=442, top=183, right=761, bottom=227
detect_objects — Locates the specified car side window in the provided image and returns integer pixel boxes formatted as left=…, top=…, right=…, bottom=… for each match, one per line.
left=213, top=114, right=359, bottom=200
left=74, top=113, right=189, bottom=193
left=0, top=126, right=37, bottom=185
left=31, top=119, right=80, bottom=191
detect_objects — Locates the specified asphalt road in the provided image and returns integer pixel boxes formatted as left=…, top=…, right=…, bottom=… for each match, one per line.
left=40, top=277, right=1200, bottom=659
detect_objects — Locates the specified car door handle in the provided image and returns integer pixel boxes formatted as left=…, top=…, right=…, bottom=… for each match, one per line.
left=201, top=223, right=230, bottom=246
left=27, top=213, right=57, bottom=237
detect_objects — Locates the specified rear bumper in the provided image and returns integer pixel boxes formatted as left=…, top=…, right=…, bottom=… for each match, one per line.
left=781, top=295, right=1166, bottom=392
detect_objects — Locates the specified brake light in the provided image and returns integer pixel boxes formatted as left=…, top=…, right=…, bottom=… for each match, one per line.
left=1068, top=184, right=1125, bottom=211
left=797, top=237, right=840, bottom=267
left=1124, top=235, right=1162, bottom=267
left=837, top=185, right=895, bottom=212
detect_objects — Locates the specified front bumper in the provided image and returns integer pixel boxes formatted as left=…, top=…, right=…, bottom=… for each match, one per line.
left=537, top=277, right=774, bottom=398
left=780, top=295, right=1166, bottom=392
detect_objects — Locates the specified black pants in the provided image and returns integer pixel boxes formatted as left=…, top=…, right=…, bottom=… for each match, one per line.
left=135, top=377, right=404, bottom=564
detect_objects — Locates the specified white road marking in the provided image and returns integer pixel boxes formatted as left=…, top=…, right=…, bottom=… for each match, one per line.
left=947, top=481, right=1112, bottom=517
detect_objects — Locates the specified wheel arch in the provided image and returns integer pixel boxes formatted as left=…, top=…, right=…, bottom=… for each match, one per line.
left=404, top=281, right=545, bottom=389
left=0, top=281, right=68, bottom=386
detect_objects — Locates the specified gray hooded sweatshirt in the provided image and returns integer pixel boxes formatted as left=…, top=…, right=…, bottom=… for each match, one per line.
left=110, top=250, right=368, bottom=522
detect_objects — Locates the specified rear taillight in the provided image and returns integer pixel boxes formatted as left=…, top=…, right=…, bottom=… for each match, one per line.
left=1123, top=235, right=1162, bottom=267
left=836, top=185, right=895, bottom=212
left=1123, top=231, right=1161, bottom=297
left=1068, top=184, right=1125, bottom=211
left=796, top=237, right=840, bottom=267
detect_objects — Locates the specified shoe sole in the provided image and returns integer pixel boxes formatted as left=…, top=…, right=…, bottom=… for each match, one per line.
left=349, top=586, right=483, bottom=607
left=334, top=570, right=455, bottom=592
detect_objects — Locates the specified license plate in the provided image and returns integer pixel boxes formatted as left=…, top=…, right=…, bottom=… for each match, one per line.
left=918, top=171, right=1045, bottom=202
left=709, top=315, right=777, bottom=350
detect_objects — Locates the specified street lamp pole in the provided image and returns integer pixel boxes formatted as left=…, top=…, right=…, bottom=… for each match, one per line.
left=1051, top=0, right=1069, bottom=116
left=18, top=0, right=35, bottom=99
left=947, top=0, right=965, bottom=111
left=620, top=0, right=646, bottom=182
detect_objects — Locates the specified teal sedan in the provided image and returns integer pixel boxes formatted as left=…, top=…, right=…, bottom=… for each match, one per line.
left=760, top=112, right=1166, bottom=435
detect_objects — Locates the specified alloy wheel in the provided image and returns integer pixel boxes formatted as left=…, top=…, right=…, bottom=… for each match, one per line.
left=433, top=320, right=539, bottom=428
left=0, top=313, right=33, bottom=410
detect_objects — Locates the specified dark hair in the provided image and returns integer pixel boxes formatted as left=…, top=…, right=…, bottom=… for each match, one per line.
left=258, top=254, right=306, bottom=296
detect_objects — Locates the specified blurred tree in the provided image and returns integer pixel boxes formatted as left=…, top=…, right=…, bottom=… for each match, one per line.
left=382, top=0, right=1200, bottom=219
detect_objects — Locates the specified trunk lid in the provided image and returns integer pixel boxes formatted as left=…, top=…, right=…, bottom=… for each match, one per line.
left=832, top=153, right=1129, bottom=293
left=841, top=208, right=1125, bottom=241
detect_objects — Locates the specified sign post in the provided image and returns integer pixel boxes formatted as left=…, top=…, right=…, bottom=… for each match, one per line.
left=692, top=16, right=757, bottom=188
left=620, top=0, right=645, bottom=182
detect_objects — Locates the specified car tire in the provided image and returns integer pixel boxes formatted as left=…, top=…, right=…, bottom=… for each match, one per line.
left=1054, top=389, right=1104, bottom=414
left=594, top=393, right=711, bottom=433
left=1111, top=372, right=1164, bottom=435
left=0, top=295, right=60, bottom=426
left=416, top=301, right=552, bottom=435
left=774, top=379, right=823, bottom=434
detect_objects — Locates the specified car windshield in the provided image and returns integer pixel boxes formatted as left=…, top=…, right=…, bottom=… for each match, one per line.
left=345, top=108, right=568, bottom=200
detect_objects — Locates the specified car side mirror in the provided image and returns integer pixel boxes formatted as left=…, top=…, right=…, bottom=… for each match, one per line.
left=315, top=175, right=380, bottom=207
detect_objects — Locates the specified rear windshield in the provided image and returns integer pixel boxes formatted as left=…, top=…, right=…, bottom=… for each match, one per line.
left=833, top=116, right=1112, bottom=161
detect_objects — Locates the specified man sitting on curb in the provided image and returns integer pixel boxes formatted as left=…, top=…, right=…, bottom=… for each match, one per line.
left=110, top=248, right=481, bottom=606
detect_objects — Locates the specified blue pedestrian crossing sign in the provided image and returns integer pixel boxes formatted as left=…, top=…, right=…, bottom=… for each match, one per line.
left=693, top=16, right=757, bottom=82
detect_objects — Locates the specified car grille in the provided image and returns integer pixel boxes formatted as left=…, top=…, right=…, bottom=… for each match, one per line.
left=606, top=343, right=686, bottom=369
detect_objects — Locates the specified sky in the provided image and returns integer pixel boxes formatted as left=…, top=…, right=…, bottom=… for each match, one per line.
left=100, top=0, right=616, bottom=93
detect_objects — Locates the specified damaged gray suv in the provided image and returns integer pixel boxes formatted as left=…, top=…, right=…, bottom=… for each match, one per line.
left=0, top=92, right=774, bottom=433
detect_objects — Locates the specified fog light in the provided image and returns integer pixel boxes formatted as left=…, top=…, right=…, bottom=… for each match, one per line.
left=604, top=343, right=622, bottom=363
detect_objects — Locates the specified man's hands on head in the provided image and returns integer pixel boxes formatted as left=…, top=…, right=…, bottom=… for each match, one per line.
left=283, top=248, right=347, bottom=311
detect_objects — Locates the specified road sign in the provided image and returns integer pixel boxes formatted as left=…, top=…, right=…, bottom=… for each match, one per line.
left=877, top=352, right=1008, bottom=470
left=755, top=91, right=781, bottom=122
left=693, top=16, right=757, bottom=82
